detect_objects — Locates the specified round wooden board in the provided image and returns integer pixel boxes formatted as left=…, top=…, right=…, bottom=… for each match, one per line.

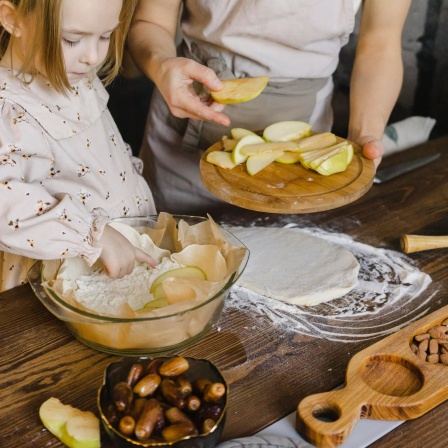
left=200, top=137, right=375, bottom=214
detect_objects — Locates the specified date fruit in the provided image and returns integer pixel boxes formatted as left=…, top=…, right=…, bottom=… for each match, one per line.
left=103, top=357, right=227, bottom=444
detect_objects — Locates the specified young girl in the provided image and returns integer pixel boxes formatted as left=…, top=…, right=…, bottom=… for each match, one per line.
left=0, top=0, right=157, bottom=292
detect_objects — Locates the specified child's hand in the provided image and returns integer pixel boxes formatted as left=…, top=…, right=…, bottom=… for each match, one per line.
left=98, top=224, right=157, bottom=279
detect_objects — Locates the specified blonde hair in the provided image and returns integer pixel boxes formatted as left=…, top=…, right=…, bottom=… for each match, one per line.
left=0, top=0, right=137, bottom=93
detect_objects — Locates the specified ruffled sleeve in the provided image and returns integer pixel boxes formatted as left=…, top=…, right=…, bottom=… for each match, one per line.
left=0, top=100, right=110, bottom=265
left=125, top=142, right=144, bottom=175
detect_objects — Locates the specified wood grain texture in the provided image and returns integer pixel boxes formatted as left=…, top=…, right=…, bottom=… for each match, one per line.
left=401, top=234, right=448, bottom=253
left=200, top=138, right=375, bottom=213
left=1, top=136, right=448, bottom=448
left=296, top=304, right=448, bottom=448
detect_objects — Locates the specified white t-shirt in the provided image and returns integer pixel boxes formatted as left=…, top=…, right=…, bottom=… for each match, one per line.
left=181, top=0, right=359, bottom=81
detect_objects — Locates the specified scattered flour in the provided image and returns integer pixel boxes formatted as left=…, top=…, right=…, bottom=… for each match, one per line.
left=222, top=225, right=434, bottom=343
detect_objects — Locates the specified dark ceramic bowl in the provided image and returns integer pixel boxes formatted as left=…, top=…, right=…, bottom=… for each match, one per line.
left=98, top=356, right=228, bottom=447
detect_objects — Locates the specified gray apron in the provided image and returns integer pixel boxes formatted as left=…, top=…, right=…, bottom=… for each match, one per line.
left=140, top=0, right=356, bottom=214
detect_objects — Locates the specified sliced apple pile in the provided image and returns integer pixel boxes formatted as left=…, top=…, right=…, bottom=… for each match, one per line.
left=315, top=144, right=354, bottom=176
left=210, top=76, right=269, bottom=104
left=39, top=397, right=100, bottom=448
left=298, top=140, right=354, bottom=175
left=206, top=120, right=354, bottom=176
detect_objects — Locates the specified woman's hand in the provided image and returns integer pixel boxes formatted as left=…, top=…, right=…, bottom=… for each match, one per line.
left=99, top=225, right=157, bottom=279
left=156, top=56, right=230, bottom=126
left=353, top=135, right=385, bottom=168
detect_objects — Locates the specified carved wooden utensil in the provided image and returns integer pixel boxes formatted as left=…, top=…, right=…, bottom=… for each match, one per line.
left=401, top=234, right=448, bottom=253
left=296, top=303, right=448, bottom=448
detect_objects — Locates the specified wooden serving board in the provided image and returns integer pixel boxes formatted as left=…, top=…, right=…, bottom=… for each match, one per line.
left=199, top=137, right=375, bottom=214
left=296, top=304, right=448, bottom=448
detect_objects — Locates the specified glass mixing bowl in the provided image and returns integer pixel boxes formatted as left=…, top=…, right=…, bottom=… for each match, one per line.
left=27, top=215, right=249, bottom=356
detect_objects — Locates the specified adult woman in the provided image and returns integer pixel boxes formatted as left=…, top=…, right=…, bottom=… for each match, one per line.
left=129, top=0, right=411, bottom=214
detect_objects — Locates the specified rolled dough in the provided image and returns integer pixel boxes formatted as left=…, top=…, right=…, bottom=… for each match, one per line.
left=228, top=227, right=360, bottom=306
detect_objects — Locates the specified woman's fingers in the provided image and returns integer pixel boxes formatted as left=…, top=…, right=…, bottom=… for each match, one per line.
left=158, top=58, right=231, bottom=125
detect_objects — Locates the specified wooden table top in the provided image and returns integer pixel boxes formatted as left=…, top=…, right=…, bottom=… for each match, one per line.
left=1, top=136, right=448, bottom=448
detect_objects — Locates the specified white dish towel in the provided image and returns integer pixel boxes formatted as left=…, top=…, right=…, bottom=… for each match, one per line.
left=383, top=116, right=436, bottom=155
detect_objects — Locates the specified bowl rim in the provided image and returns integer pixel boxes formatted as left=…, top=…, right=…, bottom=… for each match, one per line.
left=97, top=356, right=228, bottom=446
left=28, top=215, right=249, bottom=323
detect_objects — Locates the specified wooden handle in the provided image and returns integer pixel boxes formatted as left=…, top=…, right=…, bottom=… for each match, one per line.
left=401, top=235, right=448, bottom=253
left=296, top=303, right=448, bottom=447
left=296, top=387, right=364, bottom=448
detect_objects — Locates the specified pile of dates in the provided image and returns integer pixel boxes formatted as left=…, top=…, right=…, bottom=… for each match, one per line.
left=104, top=357, right=226, bottom=443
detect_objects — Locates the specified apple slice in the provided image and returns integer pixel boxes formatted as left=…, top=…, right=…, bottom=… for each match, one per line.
left=315, top=144, right=354, bottom=175
left=346, top=144, right=354, bottom=165
left=140, top=295, right=169, bottom=310
left=315, top=145, right=353, bottom=176
left=275, top=152, right=302, bottom=164
left=246, top=150, right=284, bottom=176
left=241, top=133, right=337, bottom=157
left=230, top=128, right=257, bottom=140
left=210, top=76, right=269, bottom=104
left=241, top=141, right=299, bottom=156
left=206, top=150, right=238, bottom=169
left=263, top=121, right=312, bottom=142
left=307, top=142, right=350, bottom=170
left=149, top=266, right=206, bottom=295
left=232, top=134, right=265, bottom=164
left=299, top=142, right=348, bottom=169
left=39, top=397, right=100, bottom=448
left=222, top=136, right=238, bottom=151
left=293, top=132, right=338, bottom=153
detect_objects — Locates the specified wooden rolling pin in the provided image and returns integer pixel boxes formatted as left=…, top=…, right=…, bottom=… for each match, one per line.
left=401, top=234, right=448, bottom=253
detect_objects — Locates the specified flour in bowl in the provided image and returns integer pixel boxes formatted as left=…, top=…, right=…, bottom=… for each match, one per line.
left=69, top=258, right=184, bottom=315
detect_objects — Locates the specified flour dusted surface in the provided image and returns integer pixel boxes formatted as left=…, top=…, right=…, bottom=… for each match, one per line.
left=222, top=224, right=432, bottom=342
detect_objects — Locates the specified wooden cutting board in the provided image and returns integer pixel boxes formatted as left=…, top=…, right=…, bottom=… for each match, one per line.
left=296, top=304, right=448, bottom=448
left=199, top=137, right=375, bottom=214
